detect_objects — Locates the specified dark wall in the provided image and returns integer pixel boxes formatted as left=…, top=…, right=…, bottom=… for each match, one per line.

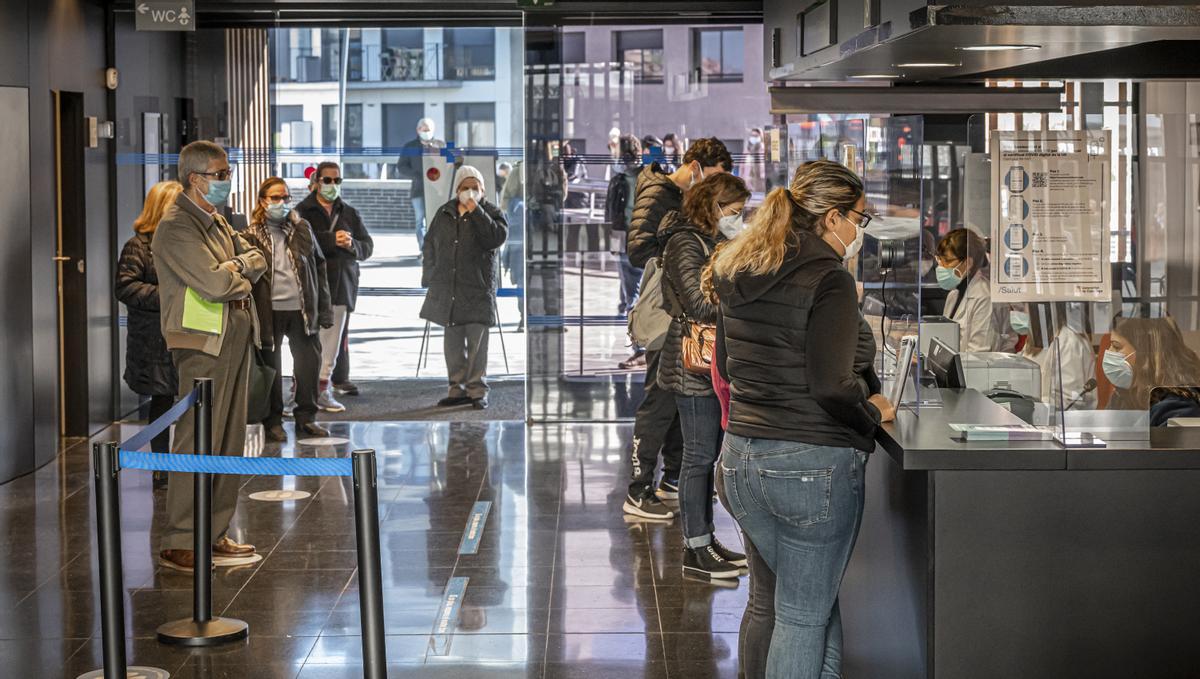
left=0, top=0, right=127, bottom=482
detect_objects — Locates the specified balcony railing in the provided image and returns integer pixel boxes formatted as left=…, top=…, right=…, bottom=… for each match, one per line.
left=277, top=45, right=494, bottom=84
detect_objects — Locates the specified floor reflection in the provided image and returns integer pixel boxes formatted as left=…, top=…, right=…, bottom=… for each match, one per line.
left=0, top=420, right=746, bottom=678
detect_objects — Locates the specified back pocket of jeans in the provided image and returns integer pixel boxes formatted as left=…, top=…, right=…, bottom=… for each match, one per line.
left=756, top=467, right=833, bottom=527
left=718, top=463, right=748, bottom=521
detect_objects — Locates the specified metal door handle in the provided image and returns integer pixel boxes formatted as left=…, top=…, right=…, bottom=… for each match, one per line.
left=52, top=256, right=70, bottom=262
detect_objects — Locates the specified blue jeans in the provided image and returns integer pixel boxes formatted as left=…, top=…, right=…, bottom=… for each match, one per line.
left=412, top=196, right=426, bottom=250
left=618, top=253, right=643, bottom=316
left=719, top=433, right=868, bottom=679
left=676, top=394, right=724, bottom=548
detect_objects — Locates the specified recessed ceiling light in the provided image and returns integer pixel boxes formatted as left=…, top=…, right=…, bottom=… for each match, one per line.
left=893, top=62, right=960, bottom=68
left=958, top=44, right=1041, bottom=52
left=851, top=74, right=902, bottom=79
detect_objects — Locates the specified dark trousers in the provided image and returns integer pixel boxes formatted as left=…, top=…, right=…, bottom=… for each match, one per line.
left=332, top=312, right=351, bottom=385
left=628, top=349, right=683, bottom=497
left=739, top=534, right=776, bottom=679
left=147, top=394, right=175, bottom=453
left=263, top=309, right=322, bottom=427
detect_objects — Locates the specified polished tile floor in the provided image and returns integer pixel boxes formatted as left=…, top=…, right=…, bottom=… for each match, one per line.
left=0, top=420, right=748, bottom=678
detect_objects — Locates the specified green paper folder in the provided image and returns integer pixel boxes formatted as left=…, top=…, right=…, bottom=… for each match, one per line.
left=182, top=287, right=222, bottom=335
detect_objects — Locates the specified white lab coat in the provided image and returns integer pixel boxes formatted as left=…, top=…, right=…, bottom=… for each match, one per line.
left=1022, top=327, right=1096, bottom=409
left=944, top=274, right=997, bottom=352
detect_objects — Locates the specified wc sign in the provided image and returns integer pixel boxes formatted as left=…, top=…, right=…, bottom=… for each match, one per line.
left=135, top=0, right=195, bottom=31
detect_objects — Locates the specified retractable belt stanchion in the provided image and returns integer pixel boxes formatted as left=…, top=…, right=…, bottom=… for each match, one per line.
left=157, top=377, right=249, bottom=646
left=352, top=449, right=387, bottom=679
left=93, top=442, right=128, bottom=679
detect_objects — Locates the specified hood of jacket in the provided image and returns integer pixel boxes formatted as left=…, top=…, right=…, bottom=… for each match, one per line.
left=714, top=229, right=841, bottom=306
left=637, top=162, right=680, bottom=200
left=655, top=210, right=708, bottom=245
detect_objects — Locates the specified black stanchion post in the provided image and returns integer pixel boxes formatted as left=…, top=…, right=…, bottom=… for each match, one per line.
left=158, top=378, right=248, bottom=646
left=93, top=442, right=127, bottom=679
left=352, top=449, right=387, bottom=679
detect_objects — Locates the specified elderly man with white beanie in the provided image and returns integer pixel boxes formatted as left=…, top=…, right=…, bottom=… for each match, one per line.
left=420, top=164, right=508, bottom=409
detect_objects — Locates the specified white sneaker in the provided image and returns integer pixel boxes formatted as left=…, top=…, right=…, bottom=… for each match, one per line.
left=317, top=388, right=346, bottom=413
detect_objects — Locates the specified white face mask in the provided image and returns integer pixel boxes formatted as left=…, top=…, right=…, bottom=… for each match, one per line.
left=748, top=135, right=762, bottom=145
left=718, top=214, right=744, bottom=239
left=418, top=129, right=434, bottom=142
left=832, top=215, right=866, bottom=262
left=689, top=164, right=706, bottom=189
left=458, top=188, right=482, bottom=204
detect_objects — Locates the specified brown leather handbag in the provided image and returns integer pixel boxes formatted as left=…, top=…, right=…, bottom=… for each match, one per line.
left=681, top=321, right=716, bottom=375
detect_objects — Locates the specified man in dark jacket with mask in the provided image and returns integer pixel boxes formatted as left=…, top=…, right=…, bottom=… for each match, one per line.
left=622, top=137, right=732, bottom=520
left=295, top=161, right=374, bottom=413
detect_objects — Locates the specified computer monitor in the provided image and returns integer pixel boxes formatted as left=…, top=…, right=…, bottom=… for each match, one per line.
left=926, top=337, right=966, bottom=389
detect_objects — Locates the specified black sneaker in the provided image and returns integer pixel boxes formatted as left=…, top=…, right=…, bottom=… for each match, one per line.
left=683, top=545, right=742, bottom=579
left=333, top=381, right=360, bottom=396
left=622, top=493, right=675, bottom=520
left=711, top=537, right=747, bottom=567
left=655, top=478, right=679, bottom=502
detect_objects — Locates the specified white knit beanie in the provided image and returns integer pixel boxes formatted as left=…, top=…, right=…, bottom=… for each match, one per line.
left=454, top=165, right=486, bottom=194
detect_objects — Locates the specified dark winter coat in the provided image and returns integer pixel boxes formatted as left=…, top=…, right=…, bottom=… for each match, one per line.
left=243, top=214, right=334, bottom=346
left=419, top=198, right=509, bottom=326
left=626, top=163, right=683, bottom=268
left=294, top=192, right=374, bottom=311
left=712, top=229, right=882, bottom=452
left=656, top=211, right=723, bottom=397
left=397, top=137, right=446, bottom=200
left=115, top=232, right=178, bottom=396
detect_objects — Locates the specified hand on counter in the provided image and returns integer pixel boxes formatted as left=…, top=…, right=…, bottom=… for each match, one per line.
left=869, top=393, right=896, bottom=423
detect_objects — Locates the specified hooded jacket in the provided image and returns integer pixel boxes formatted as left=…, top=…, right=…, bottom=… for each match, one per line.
left=294, top=192, right=374, bottom=311
left=419, top=167, right=509, bottom=326
left=626, top=162, right=683, bottom=268
left=243, top=213, right=334, bottom=344
left=713, top=229, right=881, bottom=451
left=656, top=211, right=723, bottom=397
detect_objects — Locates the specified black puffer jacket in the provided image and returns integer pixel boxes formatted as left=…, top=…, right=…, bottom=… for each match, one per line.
left=657, top=212, right=723, bottom=397
left=420, top=198, right=509, bottom=326
left=115, top=233, right=178, bottom=397
left=855, top=315, right=882, bottom=398
left=294, top=192, right=374, bottom=311
left=626, top=163, right=683, bottom=268
left=713, top=230, right=881, bottom=452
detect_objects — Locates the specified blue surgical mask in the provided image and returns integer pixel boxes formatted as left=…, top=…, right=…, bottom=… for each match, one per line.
left=1102, top=349, right=1135, bottom=390
left=1010, top=310, right=1031, bottom=336
left=265, top=202, right=289, bottom=223
left=204, top=179, right=232, bottom=207
left=935, top=265, right=963, bottom=291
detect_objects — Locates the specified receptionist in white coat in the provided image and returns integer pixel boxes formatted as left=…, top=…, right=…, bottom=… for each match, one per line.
left=1012, top=303, right=1096, bottom=409
left=935, top=228, right=997, bottom=352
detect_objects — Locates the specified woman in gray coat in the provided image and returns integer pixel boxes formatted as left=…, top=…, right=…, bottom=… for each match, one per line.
left=420, top=165, right=508, bottom=409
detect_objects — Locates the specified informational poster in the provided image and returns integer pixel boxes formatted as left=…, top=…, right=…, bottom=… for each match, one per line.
left=990, top=131, right=1110, bottom=302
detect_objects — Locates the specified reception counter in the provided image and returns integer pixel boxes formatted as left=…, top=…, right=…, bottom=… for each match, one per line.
left=841, top=389, right=1200, bottom=679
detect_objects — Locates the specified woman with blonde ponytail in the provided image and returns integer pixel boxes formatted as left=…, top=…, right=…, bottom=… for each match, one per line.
left=711, top=159, right=894, bottom=679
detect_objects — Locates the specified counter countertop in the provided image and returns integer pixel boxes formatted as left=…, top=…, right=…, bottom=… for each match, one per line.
left=876, top=388, right=1200, bottom=470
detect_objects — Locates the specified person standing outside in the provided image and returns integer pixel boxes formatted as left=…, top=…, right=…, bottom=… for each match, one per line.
left=606, top=134, right=645, bottom=368
left=116, top=180, right=182, bottom=488
left=622, top=137, right=733, bottom=521
left=420, top=166, right=508, bottom=410
left=295, top=161, right=374, bottom=413
left=398, top=117, right=446, bottom=252
left=245, top=177, right=334, bottom=441
left=153, top=141, right=267, bottom=572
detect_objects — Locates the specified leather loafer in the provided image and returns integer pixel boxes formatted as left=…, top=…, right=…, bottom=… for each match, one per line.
left=212, top=536, right=255, bottom=557
left=299, top=422, right=331, bottom=437
left=437, top=395, right=472, bottom=407
left=159, top=549, right=197, bottom=573
left=472, top=397, right=489, bottom=410
left=265, top=424, right=287, bottom=442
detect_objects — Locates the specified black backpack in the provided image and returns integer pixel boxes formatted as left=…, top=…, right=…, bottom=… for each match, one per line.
left=605, top=171, right=631, bottom=232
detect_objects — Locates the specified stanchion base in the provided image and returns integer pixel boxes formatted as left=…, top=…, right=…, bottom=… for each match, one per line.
left=76, top=667, right=170, bottom=679
left=156, top=617, right=248, bottom=647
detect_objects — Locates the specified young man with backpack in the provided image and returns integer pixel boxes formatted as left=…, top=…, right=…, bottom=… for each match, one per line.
left=622, top=137, right=733, bottom=521
left=606, top=135, right=646, bottom=368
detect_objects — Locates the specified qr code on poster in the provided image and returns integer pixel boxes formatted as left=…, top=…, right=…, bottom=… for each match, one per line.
left=1031, top=172, right=1047, bottom=188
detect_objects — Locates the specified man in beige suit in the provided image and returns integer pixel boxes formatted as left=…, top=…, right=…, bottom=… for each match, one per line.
left=153, top=140, right=267, bottom=572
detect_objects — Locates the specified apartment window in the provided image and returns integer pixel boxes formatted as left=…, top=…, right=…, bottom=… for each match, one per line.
left=563, top=32, right=586, bottom=64
left=321, top=103, right=363, bottom=150
left=692, top=28, right=743, bottom=82
left=444, top=28, right=496, bottom=81
left=381, top=28, right=428, bottom=82
left=320, top=29, right=341, bottom=81
left=445, top=102, right=496, bottom=148
left=615, top=29, right=664, bottom=84
left=383, top=103, right=426, bottom=150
